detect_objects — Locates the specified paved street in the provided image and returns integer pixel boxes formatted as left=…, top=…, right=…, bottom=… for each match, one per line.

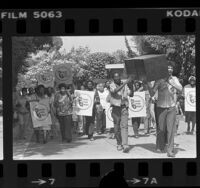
left=0, top=116, right=3, bottom=160
left=13, top=118, right=196, bottom=160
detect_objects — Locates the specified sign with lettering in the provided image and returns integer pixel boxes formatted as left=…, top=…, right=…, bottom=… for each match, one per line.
left=185, top=88, right=196, bottom=112
left=129, top=91, right=146, bottom=117
left=74, top=90, right=95, bottom=116
left=36, top=72, right=54, bottom=87
left=30, top=98, right=52, bottom=128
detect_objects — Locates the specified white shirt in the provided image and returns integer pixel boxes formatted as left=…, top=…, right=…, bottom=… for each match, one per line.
left=98, top=89, right=109, bottom=109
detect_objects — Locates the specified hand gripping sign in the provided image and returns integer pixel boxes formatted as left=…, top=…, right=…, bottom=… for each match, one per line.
left=53, top=64, right=73, bottom=85
left=36, top=72, right=54, bottom=88
left=74, top=90, right=95, bottom=116
left=30, top=98, right=52, bottom=128
left=185, top=88, right=196, bottom=112
left=128, top=91, right=146, bottom=118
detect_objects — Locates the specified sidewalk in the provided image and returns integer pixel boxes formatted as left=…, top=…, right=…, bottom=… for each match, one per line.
left=13, top=120, right=196, bottom=160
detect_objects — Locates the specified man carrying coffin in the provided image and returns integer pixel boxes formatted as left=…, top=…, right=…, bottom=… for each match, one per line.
left=144, top=62, right=182, bottom=157
left=109, top=72, right=133, bottom=153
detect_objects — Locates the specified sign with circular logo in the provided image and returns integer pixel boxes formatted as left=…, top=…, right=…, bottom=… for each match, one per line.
left=186, top=90, right=196, bottom=107
left=106, top=106, right=113, bottom=122
left=129, top=95, right=145, bottom=112
left=40, top=73, right=54, bottom=83
left=77, top=93, right=92, bottom=110
left=32, top=103, right=49, bottom=121
left=55, top=65, right=72, bottom=82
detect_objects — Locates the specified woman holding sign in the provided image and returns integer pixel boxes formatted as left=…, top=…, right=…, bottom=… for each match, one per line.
left=131, top=81, right=143, bottom=138
left=54, top=83, right=73, bottom=143
left=184, top=76, right=196, bottom=135
left=34, top=85, right=51, bottom=144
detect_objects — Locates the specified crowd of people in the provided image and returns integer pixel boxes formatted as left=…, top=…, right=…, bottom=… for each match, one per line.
left=13, top=63, right=196, bottom=157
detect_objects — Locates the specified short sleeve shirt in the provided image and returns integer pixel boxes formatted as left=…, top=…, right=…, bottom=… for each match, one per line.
left=109, top=81, right=130, bottom=107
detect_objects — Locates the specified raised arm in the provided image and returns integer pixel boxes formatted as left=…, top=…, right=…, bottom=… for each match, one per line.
left=145, top=80, right=160, bottom=97
left=168, top=76, right=183, bottom=92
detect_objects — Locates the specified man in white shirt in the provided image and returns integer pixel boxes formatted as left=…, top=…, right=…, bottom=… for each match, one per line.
left=109, top=72, right=133, bottom=153
left=95, top=82, right=109, bottom=134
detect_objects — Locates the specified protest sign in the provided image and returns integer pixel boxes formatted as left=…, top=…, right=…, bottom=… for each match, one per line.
left=53, top=64, right=73, bottom=85
left=185, top=88, right=196, bottom=112
left=128, top=91, right=146, bottom=117
left=74, top=90, right=95, bottom=116
left=36, top=72, right=54, bottom=87
left=30, top=98, right=52, bottom=128
left=105, top=105, right=114, bottom=128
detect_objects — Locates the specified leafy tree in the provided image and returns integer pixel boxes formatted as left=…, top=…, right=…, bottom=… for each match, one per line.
left=86, top=52, right=116, bottom=80
left=125, top=36, right=137, bottom=57
left=130, top=35, right=195, bottom=84
left=12, top=37, right=63, bottom=88
left=112, top=50, right=128, bottom=64
left=63, top=46, right=91, bottom=85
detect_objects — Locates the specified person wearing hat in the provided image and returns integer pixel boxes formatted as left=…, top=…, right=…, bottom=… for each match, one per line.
left=184, top=76, right=196, bottom=134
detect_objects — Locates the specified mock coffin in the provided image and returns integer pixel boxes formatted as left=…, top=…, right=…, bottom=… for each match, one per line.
left=124, top=54, right=168, bottom=81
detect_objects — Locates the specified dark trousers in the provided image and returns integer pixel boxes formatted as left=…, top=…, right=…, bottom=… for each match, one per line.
left=111, top=106, right=128, bottom=146
left=96, top=110, right=106, bottom=133
left=58, top=115, right=72, bottom=141
left=85, top=116, right=95, bottom=138
left=132, top=117, right=141, bottom=135
left=156, top=106, right=176, bottom=153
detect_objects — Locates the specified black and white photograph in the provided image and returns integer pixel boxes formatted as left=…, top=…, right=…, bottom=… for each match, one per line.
left=12, top=35, right=196, bottom=159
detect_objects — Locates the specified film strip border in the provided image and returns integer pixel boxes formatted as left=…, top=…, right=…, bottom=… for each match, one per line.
left=0, top=9, right=199, bottom=34
left=0, top=160, right=198, bottom=187
left=0, top=8, right=200, bottom=187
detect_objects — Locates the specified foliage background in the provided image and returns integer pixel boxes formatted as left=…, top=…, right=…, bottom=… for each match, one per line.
left=13, top=35, right=195, bottom=90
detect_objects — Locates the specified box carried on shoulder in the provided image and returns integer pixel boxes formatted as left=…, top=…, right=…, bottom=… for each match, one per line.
left=125, top=54, right=169, bottom=81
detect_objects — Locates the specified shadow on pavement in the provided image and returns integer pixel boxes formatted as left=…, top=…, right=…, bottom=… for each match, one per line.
left=23, top=140, right=87, bottom=157
left=129, top=143, right=186, bottom=155
left=13, top=133, right=108, bottom=158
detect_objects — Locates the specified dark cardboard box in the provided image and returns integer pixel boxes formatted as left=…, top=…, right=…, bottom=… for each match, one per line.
left=125, top=54, right=168, bottom=81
